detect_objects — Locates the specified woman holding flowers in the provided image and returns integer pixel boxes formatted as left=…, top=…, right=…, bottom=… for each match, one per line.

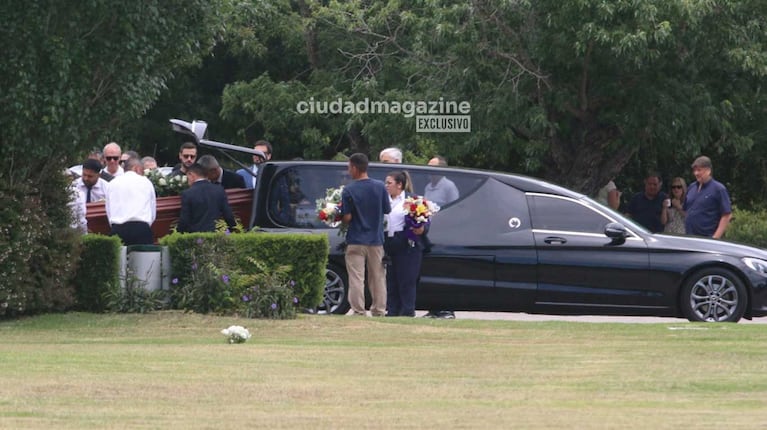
left=383, top=170, right=430, bottom=317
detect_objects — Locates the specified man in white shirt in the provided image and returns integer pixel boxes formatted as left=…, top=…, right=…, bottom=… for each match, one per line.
left=102, top=142, right=125, bottom=178
left=424, top=155, right=459, bottom=207
left=236, top=140, right=271, bottom=189
left=73, top=159, right=109, bottom=204
left=105, top=158, right=156, bottom=245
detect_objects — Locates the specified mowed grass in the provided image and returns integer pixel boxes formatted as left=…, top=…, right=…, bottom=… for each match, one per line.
left=1, top=312, right=767, bottom=429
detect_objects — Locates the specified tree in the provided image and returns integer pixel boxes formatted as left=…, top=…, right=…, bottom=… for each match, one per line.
left=212, top=0, right=767, bottom=199
left=0, top=0, right=226, bottom=316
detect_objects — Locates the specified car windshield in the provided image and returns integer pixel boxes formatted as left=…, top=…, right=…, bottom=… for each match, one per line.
left=580, top=196, right=651, bottom=235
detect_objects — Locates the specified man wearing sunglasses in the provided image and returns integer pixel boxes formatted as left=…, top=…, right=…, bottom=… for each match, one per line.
left=102, top=142, right=124, bottom=178
left=169, top=142, right=198, bottom=178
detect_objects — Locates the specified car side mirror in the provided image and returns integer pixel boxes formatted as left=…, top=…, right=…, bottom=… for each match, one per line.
left=604, top=222, right=629, bottom=245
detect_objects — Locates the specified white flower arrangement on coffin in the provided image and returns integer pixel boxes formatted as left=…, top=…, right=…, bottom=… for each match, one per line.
left=144, top=169, right=189, bottom=197
left=221, top=325, right=251, bottom=344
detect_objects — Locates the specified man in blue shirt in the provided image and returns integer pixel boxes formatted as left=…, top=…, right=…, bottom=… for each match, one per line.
left=684, top=156, right=732, bottom=239
left=341, top=153, right=391, bottom=316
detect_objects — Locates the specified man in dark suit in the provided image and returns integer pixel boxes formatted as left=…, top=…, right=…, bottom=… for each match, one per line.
left=198, top=154, right=246, bottom=189
left=177, top=163, right=237, bottom=233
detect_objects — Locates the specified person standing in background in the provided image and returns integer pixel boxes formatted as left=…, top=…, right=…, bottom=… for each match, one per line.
left=379, top=147, right=403, bottom=164
left=595, top=179, right=621, bottom=210
left=684, top=156, right=732, bottom=239
left=661, top=177, right=687, bottom=235
left=141, top=156, right=159, bottom=172
left=237, top=140, right=271, bottom=189
left=424, top=155, right=459, bottom=207
left=102, top=142, right=124, bottom=178
left=169, top=142, right=197, bottom=178
left=626, top=172, right=667, bottom=233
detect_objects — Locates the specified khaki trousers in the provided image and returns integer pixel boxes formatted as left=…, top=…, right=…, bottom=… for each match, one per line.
left=344, top=244, right=387, bottom=316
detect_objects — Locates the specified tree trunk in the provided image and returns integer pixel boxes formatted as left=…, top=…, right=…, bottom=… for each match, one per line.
left=543, top=118, right=636, bottom=196
left=296, top=0, right=320, bottom=70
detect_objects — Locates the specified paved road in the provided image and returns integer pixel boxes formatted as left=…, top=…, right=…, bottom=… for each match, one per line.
left=418, top=310, right=767, bottom=324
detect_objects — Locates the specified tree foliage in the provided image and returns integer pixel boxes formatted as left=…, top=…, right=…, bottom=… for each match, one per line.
left=209, top=0, right=767, bottom=199
left=0, top=0, right=226, bottom=183
left=0, top=0, right=226, bottom=316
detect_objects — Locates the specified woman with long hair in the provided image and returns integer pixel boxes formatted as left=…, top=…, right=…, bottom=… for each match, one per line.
left=661, top=177, right=687, bottom=234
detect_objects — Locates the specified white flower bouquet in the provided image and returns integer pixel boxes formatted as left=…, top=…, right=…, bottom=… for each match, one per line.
left=221, top=325, right=251, bottom=344
left=145, top=169, right=189, bottom=197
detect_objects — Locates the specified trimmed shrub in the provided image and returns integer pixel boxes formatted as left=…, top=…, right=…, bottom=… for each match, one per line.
left=71, top=234, right=122, bottom=312
left=228, top=232, right=327, bottom=309
left=160, top=231, right=328, bottom=317
left=725, top=208, right=767, bottom=249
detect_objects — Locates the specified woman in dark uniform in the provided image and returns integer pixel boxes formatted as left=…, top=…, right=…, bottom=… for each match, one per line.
left=383, top=171, right=427, bottom=317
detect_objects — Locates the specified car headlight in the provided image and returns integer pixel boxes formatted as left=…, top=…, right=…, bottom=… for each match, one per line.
left=742, top=257, right=767, bottom=275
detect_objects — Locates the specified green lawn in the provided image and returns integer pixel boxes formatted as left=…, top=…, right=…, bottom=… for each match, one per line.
left=1, top=312, right=766, bottom=429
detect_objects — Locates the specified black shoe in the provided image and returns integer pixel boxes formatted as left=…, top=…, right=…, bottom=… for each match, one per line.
left=435, top=310, right=455, bottom=319
left=422, top=311, right=437, bottom=318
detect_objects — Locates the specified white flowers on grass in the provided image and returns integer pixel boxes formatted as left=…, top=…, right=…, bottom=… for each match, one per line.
left=221, top=325, right=251, bottom=344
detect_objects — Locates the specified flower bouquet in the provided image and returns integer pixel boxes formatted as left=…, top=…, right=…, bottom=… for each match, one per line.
left=221, top=325, right=251, bottom=344
left=316, top=186, right=348, bottom=236
left=403, top=195, right=440, bottom=246
left=145, top=169, right=189, bottom=197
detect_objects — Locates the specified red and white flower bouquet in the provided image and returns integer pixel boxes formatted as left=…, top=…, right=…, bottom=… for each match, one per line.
left=316, top=186, right=347, bottom=236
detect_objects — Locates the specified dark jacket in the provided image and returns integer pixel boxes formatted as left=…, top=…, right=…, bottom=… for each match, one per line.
left=177, top=179, right=236, bottom=233
left=217, top=169, right=247, bottom=190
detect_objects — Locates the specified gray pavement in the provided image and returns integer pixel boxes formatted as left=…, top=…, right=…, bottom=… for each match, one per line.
left=417, top=310, right=767, bottom=324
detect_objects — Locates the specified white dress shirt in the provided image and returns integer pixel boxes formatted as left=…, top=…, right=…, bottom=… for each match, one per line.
left=102, top=166, right=124, bottom=177
left=385, top=192, right=407, bottom=237
left=73, top=177, right=109, bottom=203
left=105, top=171, right=156, bottom=225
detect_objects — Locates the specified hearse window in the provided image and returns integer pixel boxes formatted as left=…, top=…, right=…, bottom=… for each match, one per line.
left=529, top=195, right=611, bottom=234
left=368, top=167, right=483, bottom=209
left=268, top=166, right=352, bottom=228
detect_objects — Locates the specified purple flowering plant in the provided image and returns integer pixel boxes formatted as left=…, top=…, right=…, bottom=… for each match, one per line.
left=166, top=234, right=301, bottom=319
left=237, top=257, right=300, bottom=319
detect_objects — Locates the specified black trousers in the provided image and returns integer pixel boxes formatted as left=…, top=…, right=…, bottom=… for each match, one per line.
left=111, top=221, right=153, bottom=246
left=385, top=231, right=423, bottom=317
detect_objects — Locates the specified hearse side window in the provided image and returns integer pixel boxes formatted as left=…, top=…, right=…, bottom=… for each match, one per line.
left=268, top=166, right=351, bottom=228
left=529, top=195, right=611, bottom=234
left=368, top=167, right=483, bottom=209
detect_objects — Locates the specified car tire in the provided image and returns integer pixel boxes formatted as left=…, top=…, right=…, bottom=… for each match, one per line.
left=681, top=267, right=747, bottom=322
left=316, top=264, right=350, bottom=315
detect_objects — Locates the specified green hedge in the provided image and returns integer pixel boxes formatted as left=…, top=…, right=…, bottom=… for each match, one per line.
left=160, top=231, right=328, bottom=310
left=1, top=175, right=81, bottom=317
left=725, top=208, right=767, bottom=249
left=71, top=234, right=122, bottom=312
